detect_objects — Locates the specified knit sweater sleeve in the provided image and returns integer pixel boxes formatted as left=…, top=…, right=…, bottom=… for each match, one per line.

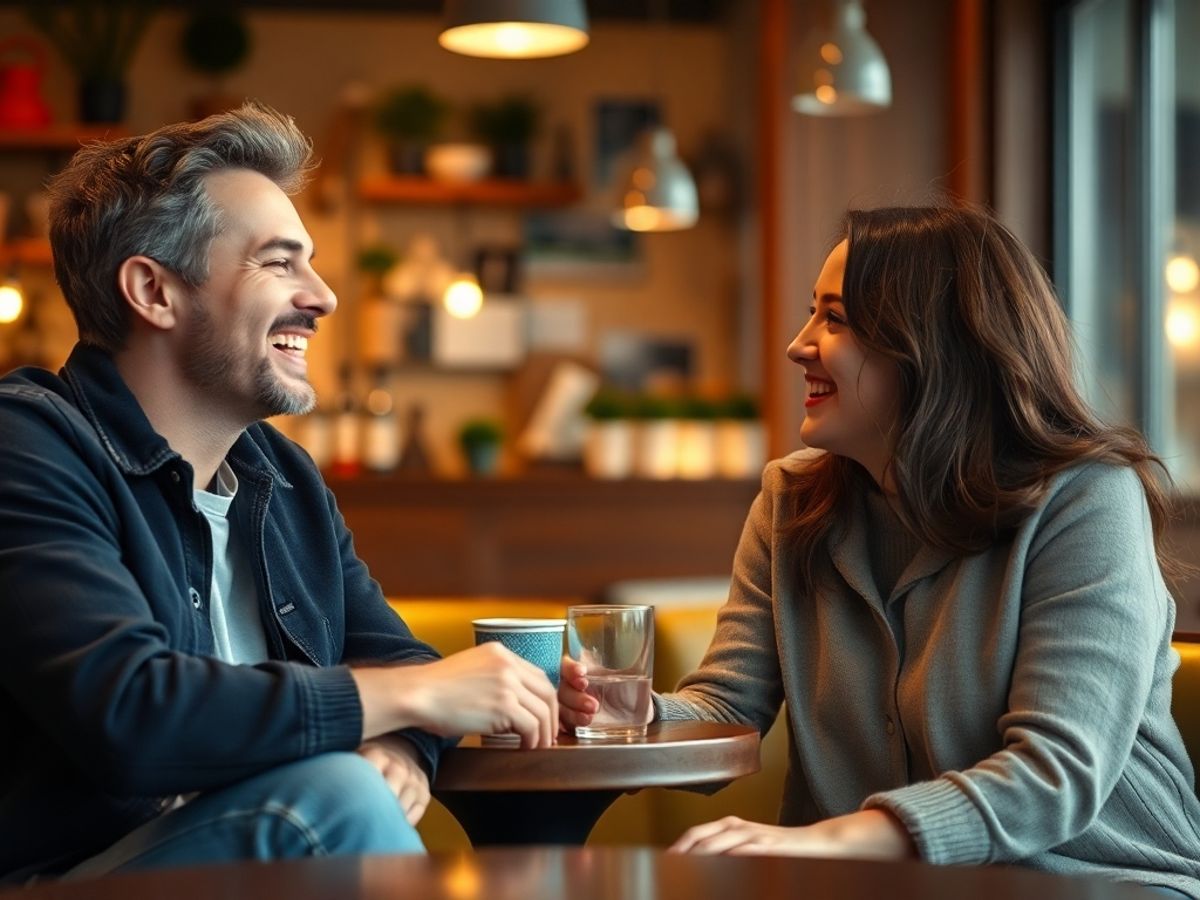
left=654, top=462, right=785, bottom=735
left=863, top=464, right=1171, bottom=865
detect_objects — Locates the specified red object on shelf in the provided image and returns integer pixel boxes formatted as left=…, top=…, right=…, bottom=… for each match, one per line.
left=0, top=37, right=53, bottom=130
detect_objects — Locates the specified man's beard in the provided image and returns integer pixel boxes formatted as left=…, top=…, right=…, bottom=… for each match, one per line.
left=182, top=296, right=317, bottom=420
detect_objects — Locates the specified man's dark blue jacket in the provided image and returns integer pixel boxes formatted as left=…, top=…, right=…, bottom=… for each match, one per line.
left=0, top=344, right=446, bottom=882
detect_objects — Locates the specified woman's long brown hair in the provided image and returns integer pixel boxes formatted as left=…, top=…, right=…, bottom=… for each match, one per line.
left=783, top=206, right=1183, bottom=596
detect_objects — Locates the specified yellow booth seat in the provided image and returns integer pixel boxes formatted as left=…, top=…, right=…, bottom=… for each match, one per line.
left=387, top=598, right=1200, bottom=848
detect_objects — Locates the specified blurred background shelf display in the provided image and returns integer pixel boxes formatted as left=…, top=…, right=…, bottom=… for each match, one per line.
left=358, top=176, right=582, bottom=207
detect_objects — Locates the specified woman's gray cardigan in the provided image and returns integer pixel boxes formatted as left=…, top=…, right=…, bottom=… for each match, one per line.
left=656, top=450, right=1200, bottom=896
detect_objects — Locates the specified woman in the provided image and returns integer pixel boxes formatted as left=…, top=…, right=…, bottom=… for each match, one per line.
left=560, top=206, right=1200, bottom=896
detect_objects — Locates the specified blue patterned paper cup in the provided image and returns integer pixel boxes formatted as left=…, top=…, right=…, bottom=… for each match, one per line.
left=472, top=618, right=566, bottom=688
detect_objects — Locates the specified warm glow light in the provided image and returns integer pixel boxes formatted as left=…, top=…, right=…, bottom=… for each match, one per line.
left=443, top=274, right=483, bottom=319
left=0, top=284, right=23, bottom=323
left=621, top=205, right=697, bottom=233
left=815, top=85, right=838, bottom=105
left=820, top=41, right=844, bottom=64
left=1166, top=253, right=1200, bottom=294
left=438, top=22, right=588, bottom=59
left=1166, top=299, right=1200, bottom=349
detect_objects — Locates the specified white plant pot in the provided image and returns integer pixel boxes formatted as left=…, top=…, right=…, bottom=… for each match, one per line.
left=676, top=420, right=718, bottom=479
left=636, top=420, right=680, bottom=479
left=583, top=420, right=635, bottom=479
left=716, top=420, right=767, bottom=479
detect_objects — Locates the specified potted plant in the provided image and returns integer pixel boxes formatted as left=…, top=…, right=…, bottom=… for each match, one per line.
left=468, top=94, right=539, bottom=179
left=582, top=389, right=635, bottom=479
left=715, top=393, right=766, bottom=478
left=356, top=244, right=403, bottom=367
left=375, top=84, right=449, bottom=176
left=25, top=0, right=157, bottom=124
left=180, top=8, right=252, bottom=120
left=458, top=417, right=504, bottom=477
left=632, top=393, right=680, bottom=480
left=676, top=395, right=719, bottom=479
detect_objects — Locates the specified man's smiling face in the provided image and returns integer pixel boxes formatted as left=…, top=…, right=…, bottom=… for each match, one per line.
left=178, top=168, right=337, bottom=423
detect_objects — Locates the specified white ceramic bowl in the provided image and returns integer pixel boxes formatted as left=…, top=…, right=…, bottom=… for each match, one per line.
left=424, top=143, right=492, bottom=182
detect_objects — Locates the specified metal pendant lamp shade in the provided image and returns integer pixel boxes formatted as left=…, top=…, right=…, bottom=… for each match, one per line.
left=440, top=0, right=589, bottom=59
left=612, top=127, right=699, bottom=232
left=792, top=0, right=891, bottom=116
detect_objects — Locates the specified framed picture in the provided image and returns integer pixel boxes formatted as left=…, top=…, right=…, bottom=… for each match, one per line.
left=593, top=98, right=661, bottom=190
left=522, top=98, right=661, bottom=280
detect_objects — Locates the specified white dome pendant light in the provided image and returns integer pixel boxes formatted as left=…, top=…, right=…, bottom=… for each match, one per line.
left=440, top=0, right=590, bottom=59
left=612, top=126, right=699, bottom=232
left=793, top=0, right=892, bottom=116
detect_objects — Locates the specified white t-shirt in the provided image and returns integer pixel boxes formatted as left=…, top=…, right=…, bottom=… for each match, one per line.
left=193, top=461, right=268, bottom=665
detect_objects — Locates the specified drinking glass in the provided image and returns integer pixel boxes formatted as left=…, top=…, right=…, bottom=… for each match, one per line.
left=566, top=605, right=654, bottom=739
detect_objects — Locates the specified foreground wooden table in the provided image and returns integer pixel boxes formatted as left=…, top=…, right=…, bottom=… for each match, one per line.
left=433, top=721, right=760, bottom=845
left=2, top=848, right=1162, bottom=899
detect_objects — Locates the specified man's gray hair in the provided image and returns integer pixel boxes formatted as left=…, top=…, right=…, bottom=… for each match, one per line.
left=47, top=102, right=315, bottom=352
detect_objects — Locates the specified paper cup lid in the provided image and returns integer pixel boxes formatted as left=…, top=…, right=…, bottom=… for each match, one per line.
left=472, top=617, right=566, bottom=632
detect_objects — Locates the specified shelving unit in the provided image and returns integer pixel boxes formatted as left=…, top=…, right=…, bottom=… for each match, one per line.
left=0, top=237, right=51, bottom=267
left=0, top=125, right=126, bottom=151
left=358, top=175, right=581, bottom=208
left=0, top=125, right=126, bottom=270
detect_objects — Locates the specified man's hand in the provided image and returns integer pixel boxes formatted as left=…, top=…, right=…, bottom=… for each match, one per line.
left=353, top=642, right=559, bottom=748
left=668, top=810, right=917, bottom=859
left=558, top=655, right=598, bottom=733
left=357, top=735, right=430, bottom=825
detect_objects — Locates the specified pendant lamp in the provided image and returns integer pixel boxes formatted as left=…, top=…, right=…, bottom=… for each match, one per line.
left=792, top=0, right=891, bottom=116
left=440, top=0, right=589, bottom=60
left=612, top=126, right=699, bottom=232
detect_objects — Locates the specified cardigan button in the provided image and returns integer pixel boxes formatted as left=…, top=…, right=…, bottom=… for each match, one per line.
left=885, top=716, right=896, bottom=736
left=189, top=587, right=202, bottom=610
left=170, top=470, right=181, bottom=484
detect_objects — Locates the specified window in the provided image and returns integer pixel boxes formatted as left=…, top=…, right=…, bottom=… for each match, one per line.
left=1056, top=0, right=1199, bottom=490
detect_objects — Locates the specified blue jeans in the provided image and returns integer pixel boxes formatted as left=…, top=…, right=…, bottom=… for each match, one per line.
left=63, top=753, right=424, bottom=877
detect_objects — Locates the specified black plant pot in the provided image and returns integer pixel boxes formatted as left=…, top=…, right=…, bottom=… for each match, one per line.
left=387, top=141, right=427, bottom=176
left=79, top=78, right=127, bottom=124
left=491, top=142, right=529, bottom=180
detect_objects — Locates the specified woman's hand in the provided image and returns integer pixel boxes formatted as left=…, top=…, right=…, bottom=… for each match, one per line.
left=668, top=810, right=916, bottom=860
left=356, top=735, right=431, bottom=825
left=557, top=655, right=598, bottom=733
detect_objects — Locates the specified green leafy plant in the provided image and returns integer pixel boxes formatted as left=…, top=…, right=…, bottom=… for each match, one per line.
left=458, top=418, right=503, bottom=450
left=632, top=394, right=681, bottom=420
left=356, top=244, right=400, bottom=276
left=584, top=389, right=632, bottom=421
left=716, top=393, right=760, bottom=420
left=181, top=9, right=251, bottom=76
left=25, top=0, right=157, bottom=79
left=469, top=95, right=540, bottom=145
left=679, top=396, right=719, bottom=420
left=376, top=85, right=449, bottom=143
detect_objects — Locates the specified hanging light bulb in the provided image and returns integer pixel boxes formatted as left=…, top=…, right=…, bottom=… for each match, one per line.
left=439, top=0, right=589, bottom=59
left=1166, top=252, right=1200, bottom=294
left=612, top=126, right=699, bottom=232
left=443, top=273, right=484, bottom=319
left=0, top=278, right=24, bottom=324
left=793, top=0, right=892, bottom=116
left=1166, top=298, right=1200, bottom=350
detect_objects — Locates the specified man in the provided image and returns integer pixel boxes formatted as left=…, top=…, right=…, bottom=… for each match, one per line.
left=0, top=103, right=557, bottom=883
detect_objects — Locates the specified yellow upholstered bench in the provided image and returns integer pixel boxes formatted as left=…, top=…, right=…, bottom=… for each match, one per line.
left=385, top=598, right=1200, bottom=848
left=1173, top=634, right=1200, bottom=791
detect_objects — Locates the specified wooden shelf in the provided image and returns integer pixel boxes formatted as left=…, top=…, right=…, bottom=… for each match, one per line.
left=0, top=124, right=126, bottom=151
left=359, top=176, right=581, bottom=208
left=0, top=238, right=52, bottom=267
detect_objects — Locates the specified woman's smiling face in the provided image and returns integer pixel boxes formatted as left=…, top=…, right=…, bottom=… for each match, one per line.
left=787, top=239, right=900, bottom=486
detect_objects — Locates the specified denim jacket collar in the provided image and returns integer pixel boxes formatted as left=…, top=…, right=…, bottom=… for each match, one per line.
left=60, top=343, right=289, bottom=488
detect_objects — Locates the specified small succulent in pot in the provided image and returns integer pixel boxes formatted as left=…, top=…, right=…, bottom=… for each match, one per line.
left=376, top=85, right=450, bottom=176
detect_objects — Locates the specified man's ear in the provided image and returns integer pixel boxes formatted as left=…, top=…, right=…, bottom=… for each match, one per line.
left=117, top=256, right=186, bottom=331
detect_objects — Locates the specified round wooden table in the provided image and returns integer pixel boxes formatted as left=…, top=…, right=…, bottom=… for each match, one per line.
left=433, top=721, right=760, bottom=845
left=2, top=848, right=1164, bottom=899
